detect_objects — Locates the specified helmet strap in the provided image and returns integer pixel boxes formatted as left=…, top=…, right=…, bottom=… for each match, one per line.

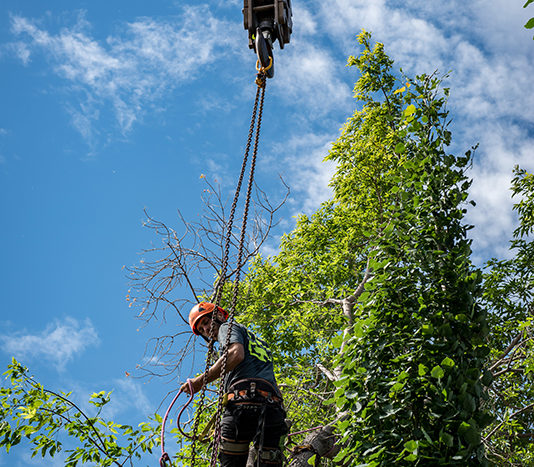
left=214, top=317, right=226, bottom=326
left=199, top=332, right=213, bottom=344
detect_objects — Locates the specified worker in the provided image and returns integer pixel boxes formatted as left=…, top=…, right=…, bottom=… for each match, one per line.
left=181, top=302, right=287, bottom=467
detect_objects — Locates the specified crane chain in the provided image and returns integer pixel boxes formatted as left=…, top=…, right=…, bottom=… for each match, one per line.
left=208, top=74, right=266, bottom=467
left=189, top=71, right=267, bottom=467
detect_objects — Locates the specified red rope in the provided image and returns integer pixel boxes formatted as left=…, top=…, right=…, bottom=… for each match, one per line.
left=159, top=379, right=195, bottom=466
left=288, top=425, right=323, bottom=438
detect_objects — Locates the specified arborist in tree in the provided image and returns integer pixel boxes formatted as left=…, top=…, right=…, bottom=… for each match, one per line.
left=181, top=302, right=287, bottom=467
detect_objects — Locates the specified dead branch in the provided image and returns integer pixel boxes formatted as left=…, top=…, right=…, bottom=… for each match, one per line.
left=128, top=177, right=289, bottom=380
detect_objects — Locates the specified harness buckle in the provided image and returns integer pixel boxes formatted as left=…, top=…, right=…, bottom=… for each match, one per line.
left=249, top=381, right=256, bottom=398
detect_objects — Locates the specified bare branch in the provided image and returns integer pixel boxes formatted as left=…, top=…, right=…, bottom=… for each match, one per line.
left=127, top=177, right=289, bottom=380
left=489, top=333, right=523, bottom=372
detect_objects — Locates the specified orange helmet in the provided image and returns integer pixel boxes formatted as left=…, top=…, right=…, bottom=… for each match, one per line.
left=188, top=302, right=228, bottom=335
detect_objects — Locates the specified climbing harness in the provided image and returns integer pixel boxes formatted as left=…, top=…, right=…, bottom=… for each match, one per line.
left=222, top=378, right=286, bottom=466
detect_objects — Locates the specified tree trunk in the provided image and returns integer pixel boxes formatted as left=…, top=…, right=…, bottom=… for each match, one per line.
left=288, top=425, right=339, bottom=466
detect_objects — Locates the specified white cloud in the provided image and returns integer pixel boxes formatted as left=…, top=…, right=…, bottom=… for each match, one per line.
left=275, top=0, right=534, bottom=261
left=9, top=7, right=238, bottom=139
left=67, top=377, right=153, bottom=420
left=467, top=122, right=534, bottom=256
left=18, top=450, right=66, bottom=467
left=112, top=378, right=153, bottom=416
left=0, top=317, right=100, bottom=371
left=0, top=40, right=32, bottom=65
left=292, top=4, right=317, bottom=36
left=267, top=131, right=336, bottom=215
left=274, top=40, right=352, bottom=116
left=214, top=0, right=240, bottom=7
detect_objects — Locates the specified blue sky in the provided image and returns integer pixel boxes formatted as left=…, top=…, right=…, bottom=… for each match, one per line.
left=1, top=1, right=533, bottom=465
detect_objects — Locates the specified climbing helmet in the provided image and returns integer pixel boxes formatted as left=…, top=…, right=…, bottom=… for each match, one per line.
left=188, top=302, right=228, bottom=335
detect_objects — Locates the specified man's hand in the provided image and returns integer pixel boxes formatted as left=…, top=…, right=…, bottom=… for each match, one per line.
left=180, top=376, right=204, bottom=395
left=180, top=343, right=244, bottom=395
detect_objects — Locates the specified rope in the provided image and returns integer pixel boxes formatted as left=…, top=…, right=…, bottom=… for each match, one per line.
left=288, top=426, right=324, bottom=438
left=159, top=379, right=194, bottom=467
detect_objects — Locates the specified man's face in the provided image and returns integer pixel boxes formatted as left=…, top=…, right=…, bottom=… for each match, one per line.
left=196, top=313, right=219, bottom=339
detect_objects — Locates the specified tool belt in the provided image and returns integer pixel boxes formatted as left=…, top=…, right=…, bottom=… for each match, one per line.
left=226, top=378, right=283, bottom=404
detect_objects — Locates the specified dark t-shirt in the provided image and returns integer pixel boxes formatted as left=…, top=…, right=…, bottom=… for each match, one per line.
left=217, top=321, right=278, bottom=393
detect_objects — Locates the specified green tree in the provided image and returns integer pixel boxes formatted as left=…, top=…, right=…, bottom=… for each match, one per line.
left=2, top=32, right=533, bottom=467
left=0, top=358, right=160, bottom=466
left=481, top=166, right=534, bottom=465
left=239, top=31, right=492, bottom=465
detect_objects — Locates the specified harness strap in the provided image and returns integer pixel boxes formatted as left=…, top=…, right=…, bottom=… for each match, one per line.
left=221, top=438, right=250, bottom=454
left=255, top=404, right=268, bottom=467
left=228, top=378, right=283, bottom=400
left=259, top=447, right=284, bottom=464
left=227, top=389, right=282, bottom=403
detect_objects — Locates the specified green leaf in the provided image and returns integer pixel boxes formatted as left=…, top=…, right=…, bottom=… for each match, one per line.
left=525, top=17, right=534, bottom=29
left=439, top=431, right=454, bottom=447
left=395, top=142, right=406, bottom=154
left=422, top=324, right=434, bottom=335
left=353, top=321, right=365, bottom=338
left=524, top=0, right=534, bottom=8
left=418, top=364, right=428, bottom=376
left=332, top=334, right=343, bottom=347
left=458, top=421, right=471, bottom=435
left=480, top=369, right=493, bottom=386
left=307, top=454, right=317, bottom=465
left=404, top=104, right=416, bottom=116
left=431, top=366, right=445, bottom=379
left=458, top=420, right=480, bottom=445
left=441, top=357, right=455, bottom=369
left=404, top=440, right=418, bottom=452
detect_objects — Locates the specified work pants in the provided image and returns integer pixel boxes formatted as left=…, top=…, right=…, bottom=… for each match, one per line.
left=219, top=401, right=287, bottom=467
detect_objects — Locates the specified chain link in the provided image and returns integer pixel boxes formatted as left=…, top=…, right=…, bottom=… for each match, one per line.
left=208, top=73, right=266, bottom=466
left=190, top=72, right=267, bottom=466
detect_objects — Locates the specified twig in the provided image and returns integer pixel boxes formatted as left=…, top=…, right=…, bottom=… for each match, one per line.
left=483, top=402, right=534, bottom=441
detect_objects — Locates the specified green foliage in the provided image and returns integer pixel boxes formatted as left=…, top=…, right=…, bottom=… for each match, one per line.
left=482, top=166, right=534, bottom=465
left=330, top=32, right=490, bottom=466
left=0, top=358, right=160, bottom=466
left=236, top=31, right=495, bottom=466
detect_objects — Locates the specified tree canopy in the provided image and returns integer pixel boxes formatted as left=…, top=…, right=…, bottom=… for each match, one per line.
left=2, top=32, right=534, bottom=466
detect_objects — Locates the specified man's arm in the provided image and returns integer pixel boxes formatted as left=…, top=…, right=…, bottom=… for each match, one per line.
left=181, top=343, right=245, bottom=395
